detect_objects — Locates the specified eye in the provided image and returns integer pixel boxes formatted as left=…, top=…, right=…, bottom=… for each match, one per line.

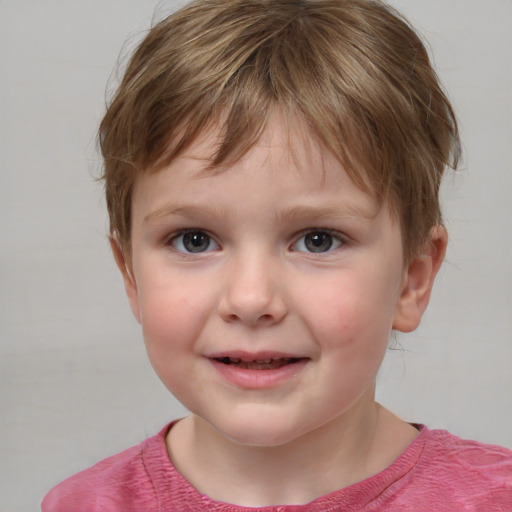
left=170, top=230, right=219, bottom=254
left=292, top=230, right=344, bottom=253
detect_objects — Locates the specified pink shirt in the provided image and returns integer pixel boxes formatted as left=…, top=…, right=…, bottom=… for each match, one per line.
left=42, top=423, right=512, bottom=511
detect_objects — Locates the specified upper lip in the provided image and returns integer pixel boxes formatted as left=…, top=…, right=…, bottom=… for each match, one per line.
left=206, top=350, right=308, bottom=362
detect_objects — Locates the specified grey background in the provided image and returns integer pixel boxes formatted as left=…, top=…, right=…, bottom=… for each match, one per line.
left=1, top=1, right=511, bottom=510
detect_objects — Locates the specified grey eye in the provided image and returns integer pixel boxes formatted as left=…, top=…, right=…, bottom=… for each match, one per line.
left=172, top=231, right=218, bottom=253
left=293, top=231, right=342, bottom=253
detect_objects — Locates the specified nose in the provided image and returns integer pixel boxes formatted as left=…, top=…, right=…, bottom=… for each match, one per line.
left=218, top=251, right=288, bottom=327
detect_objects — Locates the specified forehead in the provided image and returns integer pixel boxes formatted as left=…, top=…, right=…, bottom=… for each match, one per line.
left=133, top=114, right=384, bottom=225
left=148, top=111, right=375, bottom=194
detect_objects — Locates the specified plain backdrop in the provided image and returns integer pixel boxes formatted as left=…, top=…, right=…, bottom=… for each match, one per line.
left=1, top=1, right=511, bottom=510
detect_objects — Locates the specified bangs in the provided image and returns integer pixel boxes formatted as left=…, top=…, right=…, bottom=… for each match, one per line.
left=100, top=0, right=459, bottom=260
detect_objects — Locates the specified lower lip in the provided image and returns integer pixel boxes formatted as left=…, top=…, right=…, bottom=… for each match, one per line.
left=208, top=358, right=309, bottom=389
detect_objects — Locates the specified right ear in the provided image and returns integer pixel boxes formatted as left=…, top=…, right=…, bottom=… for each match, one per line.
left=109, top=235, right=141, bottom=323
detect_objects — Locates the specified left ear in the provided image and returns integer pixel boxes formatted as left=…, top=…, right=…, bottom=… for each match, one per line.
left=393, top=225, right=448, bottom=333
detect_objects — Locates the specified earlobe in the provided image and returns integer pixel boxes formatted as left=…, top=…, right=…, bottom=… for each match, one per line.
left=109, top=235, right=141, bottom=323
left=392, top=226, right=447, bottom=333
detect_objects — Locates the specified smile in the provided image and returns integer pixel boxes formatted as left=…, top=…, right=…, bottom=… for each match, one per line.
left=208, top=352, right=309, bottom=389
left=214, top=357, right=302, bottom=370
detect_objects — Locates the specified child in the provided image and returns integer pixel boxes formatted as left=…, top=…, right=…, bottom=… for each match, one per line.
left=43, top=0, right=512, bottom=509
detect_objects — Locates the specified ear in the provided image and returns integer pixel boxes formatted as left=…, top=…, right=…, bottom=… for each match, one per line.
left=109, top=235, right=141, bottom=323
left=393, top=225, right=447, bottom=333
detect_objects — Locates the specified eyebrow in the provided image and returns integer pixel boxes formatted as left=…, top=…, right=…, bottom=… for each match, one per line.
left=144, top=203, right=228, bottom=224
left=276, top=204, right=378, bottom=223
left=144, top=202, right=377, bottom=225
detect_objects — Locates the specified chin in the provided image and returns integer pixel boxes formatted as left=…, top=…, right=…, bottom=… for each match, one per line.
left=210, top=415, right=308, bottom=448
left=226, top=429, right=298, bottom=448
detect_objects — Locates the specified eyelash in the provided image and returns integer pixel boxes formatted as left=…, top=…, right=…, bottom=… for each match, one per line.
left=166, top=229, right=220, bottom=254
left=166, top=228, right=347, bottom=255
left=291, top=229, right=346, bottom=254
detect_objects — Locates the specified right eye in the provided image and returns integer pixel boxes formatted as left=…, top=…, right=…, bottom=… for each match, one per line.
left=170, top=230, right=219, bottom=254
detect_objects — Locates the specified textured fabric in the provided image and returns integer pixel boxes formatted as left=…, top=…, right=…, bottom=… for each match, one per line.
left=42, top=423, right=512, bottom=511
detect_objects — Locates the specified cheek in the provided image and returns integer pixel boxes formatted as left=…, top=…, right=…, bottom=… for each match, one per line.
left=139, top=289, right=210, bottom=400
left=141, top=286, right=193, bottom=337
left=297, top=269, right=397, bottom=351
left=136, top=272, right=214, bottom=377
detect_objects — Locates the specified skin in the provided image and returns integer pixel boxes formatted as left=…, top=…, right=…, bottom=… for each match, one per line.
left=112, top=115, right=446, bottom=506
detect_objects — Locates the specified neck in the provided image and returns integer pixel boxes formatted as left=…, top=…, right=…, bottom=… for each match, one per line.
left=166, top=400, right=418, bottom=507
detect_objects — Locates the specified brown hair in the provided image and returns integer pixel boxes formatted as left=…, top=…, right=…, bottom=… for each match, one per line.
left=99, top=0, right=460, bottom=262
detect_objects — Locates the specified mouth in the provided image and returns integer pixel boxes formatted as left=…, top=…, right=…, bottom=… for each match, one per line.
left=208, top=351, right=309, bottom=388
left=213, top=356, right=304, bottom=370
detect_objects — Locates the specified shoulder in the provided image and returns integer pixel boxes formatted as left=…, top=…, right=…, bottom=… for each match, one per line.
left=424, top=427, right=512, bottom=476
left=41, top=424, right=172, bottom=512
left=411, top=427, right=512, bottom=508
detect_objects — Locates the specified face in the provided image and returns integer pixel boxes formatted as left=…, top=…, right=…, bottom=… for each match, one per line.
left=119, top=116, right=431, bottom=448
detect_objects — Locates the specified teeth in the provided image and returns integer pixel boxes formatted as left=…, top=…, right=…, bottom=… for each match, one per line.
left=215, top=356, right=302, bottom=370
left=216, top=356, right=300, bottom=370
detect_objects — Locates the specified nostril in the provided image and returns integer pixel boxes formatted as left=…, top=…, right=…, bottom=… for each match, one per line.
left=218, top=289, right=287, bottom=326
left=224, top=312, right=275, bottom=326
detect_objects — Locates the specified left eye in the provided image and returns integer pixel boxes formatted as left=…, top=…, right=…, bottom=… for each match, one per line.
left=170, top=231, right=219, bottom=253
left=292, top=231, right=343, bottom=253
